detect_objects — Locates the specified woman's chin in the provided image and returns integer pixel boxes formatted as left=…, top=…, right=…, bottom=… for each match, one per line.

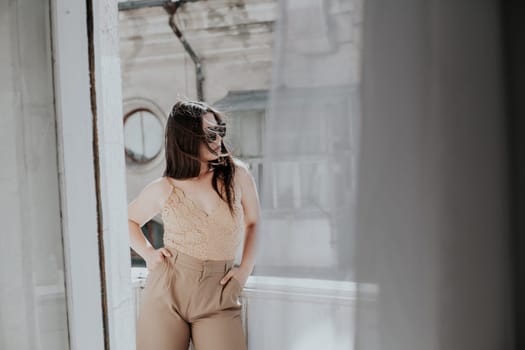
left=209, top=151, right=221, bottom=159
left=206, top=155, right=219, bottom=162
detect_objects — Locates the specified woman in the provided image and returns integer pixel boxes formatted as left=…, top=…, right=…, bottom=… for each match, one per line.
left=128, top=98, right=260, bottom=350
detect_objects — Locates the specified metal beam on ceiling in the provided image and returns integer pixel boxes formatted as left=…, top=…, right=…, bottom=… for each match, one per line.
left=118, top=0, right=171, bottom=11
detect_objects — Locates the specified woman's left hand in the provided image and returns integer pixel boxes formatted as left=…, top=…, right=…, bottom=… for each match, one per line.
left=220, top=266, right=249, bottom=288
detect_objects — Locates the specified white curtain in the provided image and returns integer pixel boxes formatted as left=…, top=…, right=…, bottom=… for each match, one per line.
left=0, top=1, right=70, bottom=349
left=256, top=0, right=513, bottom=349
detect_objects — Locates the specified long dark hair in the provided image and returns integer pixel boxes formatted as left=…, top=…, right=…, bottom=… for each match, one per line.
left=162, top=98, right=237, bottom=217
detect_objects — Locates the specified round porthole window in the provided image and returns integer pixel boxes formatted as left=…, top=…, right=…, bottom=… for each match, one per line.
left=124, top=108, right=164, bottom=166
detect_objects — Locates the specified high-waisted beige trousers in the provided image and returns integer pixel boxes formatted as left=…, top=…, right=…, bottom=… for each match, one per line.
left=136, top=246, right=246, bottom=350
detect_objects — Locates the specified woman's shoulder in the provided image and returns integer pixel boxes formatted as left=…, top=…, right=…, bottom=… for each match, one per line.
left=127, top=176, right=173, bottom=227
left=144, top=176, right=173, bottom=191
left=137, top=176, right=174, bottom=204
left=232, top=157, right=251, bottom=181
left=232, top=157, right=255, bottom=190
left=233, top=157, right=249, bottom=174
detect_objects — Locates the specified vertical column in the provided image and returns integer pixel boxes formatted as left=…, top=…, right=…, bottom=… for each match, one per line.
left=90, top=1, right=136, bottom=349
left=50, top=0, right=105, bottom=349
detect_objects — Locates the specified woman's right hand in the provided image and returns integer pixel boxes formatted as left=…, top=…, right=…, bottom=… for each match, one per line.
left=145, top=247, right=172, bottom=272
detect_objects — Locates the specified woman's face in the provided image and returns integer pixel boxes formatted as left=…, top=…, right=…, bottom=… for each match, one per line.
left=199, top=112, right=224, bottom=161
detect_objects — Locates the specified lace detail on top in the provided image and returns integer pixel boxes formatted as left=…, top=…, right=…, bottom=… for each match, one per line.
left=161, top=181, right=244, bottom=261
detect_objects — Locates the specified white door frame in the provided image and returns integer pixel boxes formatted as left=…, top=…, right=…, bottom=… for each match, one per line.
left=50, top=1, right=133, bottom=349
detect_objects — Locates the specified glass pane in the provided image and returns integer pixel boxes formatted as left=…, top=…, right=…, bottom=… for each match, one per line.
left=239, top=110, right=263, bottom=157
left=124, top=110, right=163, bottom=163
left=124, top=109, right=164, bottom=164
left=224, top=110, right=264, bottom=158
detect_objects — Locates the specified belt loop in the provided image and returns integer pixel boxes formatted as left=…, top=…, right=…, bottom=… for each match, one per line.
left=172, top=249, right=178, bottom=264
left=200, top=264, right=206, bottom=281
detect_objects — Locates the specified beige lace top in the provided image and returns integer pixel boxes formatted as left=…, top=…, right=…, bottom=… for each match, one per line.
left=161, top=180, right=244, bottom=261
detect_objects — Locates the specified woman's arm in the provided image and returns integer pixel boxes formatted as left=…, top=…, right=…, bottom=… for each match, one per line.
left=236, top=164, right=261, bottom=278
left=128, top=177, right=171, bottom=262
left=220, top=163, right=261, bottom=286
